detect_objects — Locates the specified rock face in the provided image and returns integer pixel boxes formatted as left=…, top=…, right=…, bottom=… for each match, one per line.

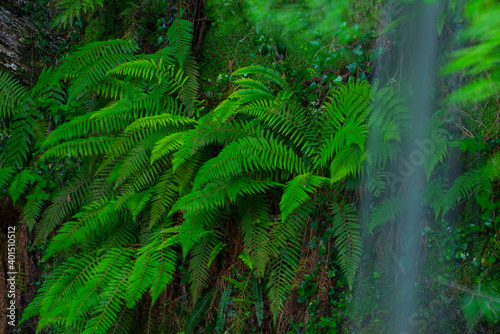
left=0, top=1, right=32, bottom=82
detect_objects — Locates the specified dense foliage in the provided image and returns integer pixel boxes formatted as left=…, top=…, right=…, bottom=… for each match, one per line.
left=0, top=0, right=499, bottom=333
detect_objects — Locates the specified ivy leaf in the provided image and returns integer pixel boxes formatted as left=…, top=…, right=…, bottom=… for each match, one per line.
left=333, top=75, right=343, bottom=85
left=352, top=45, right=363, bottom=56
left=346, top=63, right=357, bottom=74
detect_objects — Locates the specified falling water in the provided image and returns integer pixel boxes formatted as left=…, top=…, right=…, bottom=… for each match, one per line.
left=358, top=0, right=443, bottom=333
left=395, top=1, right=440, bottom=333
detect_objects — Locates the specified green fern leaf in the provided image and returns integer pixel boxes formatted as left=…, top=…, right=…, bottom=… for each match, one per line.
left=369, top=196, right=406, bottom=233
left=330, top=201, right=362, bottom=289
left=166, top=18, right=193, bottom=68
left=0, top=167, right=15, bottom=188
left=0, top=71, right=27, bottom=118
left=280, top=173, right=327, bottom=221
left=8, top=169, right=36, bottom=204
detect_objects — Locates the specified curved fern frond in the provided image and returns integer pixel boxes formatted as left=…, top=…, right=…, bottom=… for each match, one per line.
left=126, top=221, right=176, bottom=307
left=43, top=198, right=119, bottom=260
left=36, top=174, right=92, bottom=243
left=329, top=146, right=365, bottom=184
left=177, top=208, right=219, bottom=258
left=124, top=114, right=196, bottom=133
left=8, top=169, right=36, bottom=204
left=440, top=152, right=500, bottom=217
left=280, top=173, right=327, bottom=222
left=52, top=0, right=104, bottom=28
left=78, top=248, right=135, bottom=334
left=0, top=167, right=15, bottom=188
left=0, top=71, right=27, bottom=118
left=23, top=185, right=50, bottom=230
left=232, top=66, right=288, bottom=89
left=193, top=136, right=306, bottom=189
left=44, top=114, right=130, bottom=147
left=171, top=120, right=263, bottom=171
left=41, top=137, right=116, bottom=158
left=369, top=196, right=406, bottom=233
left=3, top=107, right=43, bottom=167
left=238, top=100, right=309, bottom=146
left=58, top=40, right=138, bottom=101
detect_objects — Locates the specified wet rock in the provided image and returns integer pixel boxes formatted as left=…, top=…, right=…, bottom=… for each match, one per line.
left=0, top=2, right=33, bottom=82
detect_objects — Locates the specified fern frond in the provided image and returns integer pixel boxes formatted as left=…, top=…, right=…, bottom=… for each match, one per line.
left=0, top=167, right=15, bottom=188
left=44, top=114, right=130, bottom=147
left=422, top=114, right=449, bottom=180
left=43, top=198, right=119, bottom=260
left=166, top=18, right=193, bottom=68
left=368, top=196, right=406, bottom=233
left=179, top=54, right=201, bottom=116
left=125, top=188, right=154, bottom=218
left=126, top=221, right=176, bottom=308
left=184, top=289, right=215, bottom=334
left=189, top=228, right=223, bottom=302
left=150, top=132, right=185, bottom=163
left=267, top=201, right=314, bottom=324
left=226, top=176, right=282, bottom=201
left=34, top=250, right=105, bottom=331
left=172, top=179, right=228, bottom=213
left=0, top=71, right=27, bottom=118
left=124, top=114, right=196, bottom=133
left=23, top=185, right=50, bottom=230
left=57, top=40, right=138, bottom=101
left=232, top=66, right=288, bottom=89
left=238, top=100, right=309, bottom=146
left=79, top=249, right=135, bottom=334
left=328, top=146, right=365, bottom=184
left=193, top=136, right=306, bottom=189
left=240, top=195, right=272, bottom=277
left=318, top=117, right=368, bottom=168
left=150, top=170, right=179, bottom=226
left=3, top=107, right=43, bottom=167
left=36, top=174, right=92, bottom=243
left=52, top=0, right=104, bottom=28
left=330, top=201, right=362, bottom=289
left=440, top=152, right=500, bottom=217
left=171, top=119, right=261, bottom=171
left=41, top=137, right=116, bottom=158
left=280, top=173, right=327, bottom=221
left=8, top=169, right=36, bottom=204
left=176, top=207, right=219, bottom=259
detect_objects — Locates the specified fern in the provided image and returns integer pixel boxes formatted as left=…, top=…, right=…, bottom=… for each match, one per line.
left=0, top=71, right=27, bottom=118
left=192, top=136, right=306, bottom=189
left=330, top=201, right=362, bottom=289
left=8, top=169, right=36, bottom=204
left=268, top=202, right=314, bottom=324
left=23, top=185, right=50, bottom=230
left=240, top=195, right=272, bottom=277
left=0, top=167, right=15, bottom=189
left=368, top=196, right=406, bottom=233
left=166, top=17, right=194, bottom=68
left=184, top=289, right=215, bottom=334
left=440, top=152, right=500, bottom=217
left=52, top=0, right=104, bottom=28
left=59, top=39, right=138, bottom=102
left=189, top=228, right=223, bottom=302
left=280, top=173, right=327, bottom=221
left=126, top=221, right=176, bottom=307
left=36, top=174, right=93, bottom=243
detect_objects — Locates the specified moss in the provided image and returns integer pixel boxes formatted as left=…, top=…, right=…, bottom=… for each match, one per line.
left=83, top=14, right=104, bottom=44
